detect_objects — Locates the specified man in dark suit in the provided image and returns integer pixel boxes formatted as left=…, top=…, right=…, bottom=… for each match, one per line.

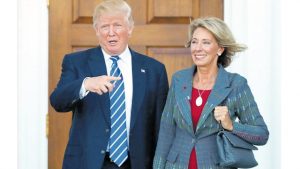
left=50, top=0, right=169, bottom=169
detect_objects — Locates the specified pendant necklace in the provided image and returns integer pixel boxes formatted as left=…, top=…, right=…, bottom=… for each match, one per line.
left=195, top=79, right=212, bottom=107
left=194, top=72, right=216, bottom=106
left=195, top=89, right=206, bottom=107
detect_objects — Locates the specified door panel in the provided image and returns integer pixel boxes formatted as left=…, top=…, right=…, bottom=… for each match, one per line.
left=49, top=0, right=223, bottom=168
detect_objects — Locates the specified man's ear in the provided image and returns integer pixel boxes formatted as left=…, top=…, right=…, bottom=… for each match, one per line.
left=128, top=25, right=134, bottom=37
left=95, top=27, right=100, bottom=36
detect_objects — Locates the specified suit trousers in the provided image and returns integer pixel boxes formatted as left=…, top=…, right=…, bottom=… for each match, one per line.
left=102, top=153, right=131, bottom=169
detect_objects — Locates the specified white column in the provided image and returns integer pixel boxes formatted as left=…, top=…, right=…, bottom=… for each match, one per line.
left=225, top=0, right=281, bottom=168
left=18, top=0, right=48, bottom=168
left=281, top=0, right=300, bottom=168
left=0, top=0, right=18, bottom=168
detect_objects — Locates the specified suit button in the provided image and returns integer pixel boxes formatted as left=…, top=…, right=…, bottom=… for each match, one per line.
left=106, top=129, right=109, bottom=133
left=101, top=150, right=105, bottom=154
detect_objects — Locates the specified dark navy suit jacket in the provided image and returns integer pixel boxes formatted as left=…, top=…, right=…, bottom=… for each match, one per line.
left=50, top=46, right=169, bottom=169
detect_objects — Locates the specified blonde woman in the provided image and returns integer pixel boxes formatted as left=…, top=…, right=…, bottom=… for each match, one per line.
left=153, top=17, right=269, bottom=169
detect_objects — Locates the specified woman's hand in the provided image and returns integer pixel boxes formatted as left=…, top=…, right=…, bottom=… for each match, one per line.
left=214, top=106, right=233, bottom=131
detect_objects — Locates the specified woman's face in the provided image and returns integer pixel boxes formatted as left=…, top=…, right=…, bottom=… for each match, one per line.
left=190, top=27, right=224, bottom=68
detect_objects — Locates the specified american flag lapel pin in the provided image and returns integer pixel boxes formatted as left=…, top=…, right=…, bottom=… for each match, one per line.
left=141, top=69, right=146, bottom=73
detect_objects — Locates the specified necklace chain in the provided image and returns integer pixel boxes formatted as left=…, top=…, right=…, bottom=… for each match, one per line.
left=194, top=71, right=216, bottom=106
left=196, top=78, right=210, bottom=97
left=197, top=88, right=206, bottom=98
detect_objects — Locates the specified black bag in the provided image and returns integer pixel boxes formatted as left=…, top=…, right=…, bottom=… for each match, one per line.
left=216, top=130, right=258, bottom=168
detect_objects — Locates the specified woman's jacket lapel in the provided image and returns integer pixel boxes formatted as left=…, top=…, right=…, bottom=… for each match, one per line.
left=173, top=65, right=233, bottom=136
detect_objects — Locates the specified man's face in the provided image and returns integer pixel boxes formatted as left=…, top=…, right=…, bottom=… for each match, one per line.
left=95, top=12, right=133, bottom=55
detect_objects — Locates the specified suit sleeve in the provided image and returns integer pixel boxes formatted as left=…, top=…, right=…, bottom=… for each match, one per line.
left=50, top=55, right=85, bottom=112
left=232, top=78, right=269, bottom=145
left=153, top=76, right=176, bottom=169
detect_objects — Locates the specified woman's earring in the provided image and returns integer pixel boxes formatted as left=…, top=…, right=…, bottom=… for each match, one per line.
left=217, top=53, right=222, bottom=56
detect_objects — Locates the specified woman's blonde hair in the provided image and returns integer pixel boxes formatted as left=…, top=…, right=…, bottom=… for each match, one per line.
left=186, top=17, right=247, bottom=67
left=93, top=0, right=134, bottom=28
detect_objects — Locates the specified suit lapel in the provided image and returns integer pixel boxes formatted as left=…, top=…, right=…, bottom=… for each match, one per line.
left=130, top=50, right=146, bottom=130
left=174, top=66, right=194, bottom=133
left=195, top=66, right=232, bottom=134
left=87, top=46, right=110, bottom=125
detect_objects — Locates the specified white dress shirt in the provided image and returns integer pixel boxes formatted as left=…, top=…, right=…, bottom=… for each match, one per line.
left=79, top=47, right=133, bottom=144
